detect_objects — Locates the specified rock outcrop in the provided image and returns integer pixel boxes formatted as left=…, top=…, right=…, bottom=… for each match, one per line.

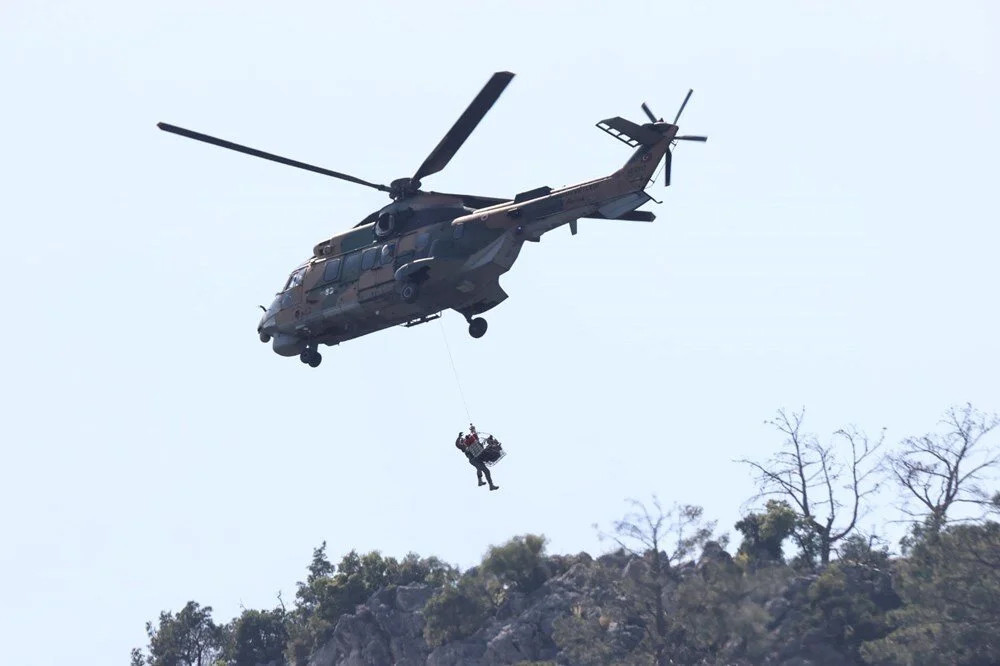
left=307, top=545, right=897, bottom=666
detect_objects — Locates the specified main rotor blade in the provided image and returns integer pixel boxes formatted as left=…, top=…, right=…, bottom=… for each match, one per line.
left=641, top=102, right=658, bottom=123
left=675, top=135, right=708, bottom=142
left=157, top=122, right=391, bottom=193
left=412, top=71, right=515, bottom=183
left=673, top=89, right=693, bottom=124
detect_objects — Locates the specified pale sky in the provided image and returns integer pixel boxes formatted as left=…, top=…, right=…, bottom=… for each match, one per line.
left=1, top=1, right=998, bottom=663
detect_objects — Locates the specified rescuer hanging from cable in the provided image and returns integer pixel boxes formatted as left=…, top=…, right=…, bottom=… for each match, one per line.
left=455, top=425, right=500, bottom=491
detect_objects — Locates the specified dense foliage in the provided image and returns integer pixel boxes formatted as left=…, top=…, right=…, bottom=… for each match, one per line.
left=132, top=404, right=999, bottom=665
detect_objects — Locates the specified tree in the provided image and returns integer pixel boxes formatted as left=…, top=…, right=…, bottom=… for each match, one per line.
left=293, top=541, right=334, bottom=615
left=286, top=543, right=458, bottom=664
left=861, top=521, right=1000, bottom=665
left=602, top=497, right=718, bottom=566
left=597, top=497, right=719, bottom=666
left=145, top=601, right=224, bottom=666
left=734, top=499, right=798, bottom=566
left=286, top=541, right=337, bottom=664
left=226, top=607, right=288, bottom=666
left=836, top=532, right=890, bottom=568
left=888, top=403, right=1000, bottom=533
left=739, top=408, right=885, bottom=566
left=480, top=534, right=550, bottom=598
left=423, top=534, right=552, bottom=648
left=394, top=552, right=458, bottom=587
left=422, top=575, right=493, bottom=647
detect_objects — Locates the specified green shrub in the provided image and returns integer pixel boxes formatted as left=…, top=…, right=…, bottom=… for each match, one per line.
left=422, top=577, right=492, bottom=647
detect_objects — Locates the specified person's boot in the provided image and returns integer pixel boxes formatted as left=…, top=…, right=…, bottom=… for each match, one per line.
left=478, top=481, right=487, bottom=486
left=490, top=485, right=500, bottom=491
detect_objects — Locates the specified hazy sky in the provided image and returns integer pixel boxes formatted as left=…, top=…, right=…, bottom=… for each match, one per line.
left=2, top=1, right=998, bottom=663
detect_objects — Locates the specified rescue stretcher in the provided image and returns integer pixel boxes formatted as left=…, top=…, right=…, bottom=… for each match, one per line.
left=464, top=433, right=506, bottom=467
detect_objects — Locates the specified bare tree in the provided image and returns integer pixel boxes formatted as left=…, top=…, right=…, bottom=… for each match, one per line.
left=739, top=408, right=885, bottom=566
left=888, top=403, right=1000, bottom=532
left=595, top=497, right=719, bottom=666
left=603, top=496, right=717, bottom=565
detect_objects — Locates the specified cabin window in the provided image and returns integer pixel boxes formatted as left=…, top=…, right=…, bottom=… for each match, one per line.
left=452, top=223, right=465, bottom=239
left=322, top=257, right=342, bottom=283
left=341, top=251, right=362, bottom=282
left=416, top=232, right=431, bottom=252
left=379, top=243, right=396, bottom=266
left=361, top=247, right=378, bottom=271
left=280, top=289, right=298, bottom=308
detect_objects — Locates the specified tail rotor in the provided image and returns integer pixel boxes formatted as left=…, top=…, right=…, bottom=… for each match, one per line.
left=641, top=89, right=707, bottom=186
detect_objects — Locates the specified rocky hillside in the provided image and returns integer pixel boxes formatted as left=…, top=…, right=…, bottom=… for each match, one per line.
left=303, top=544, right=898, bottom=666
left=133, top=405, right=1000, bottom=666
left=134, top=520, right=1000, bottom=666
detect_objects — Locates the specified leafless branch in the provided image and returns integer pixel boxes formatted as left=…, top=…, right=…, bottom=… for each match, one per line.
left=738, top=408, right=887, bottom=564
left=887, top=403, right=1000, bottom=529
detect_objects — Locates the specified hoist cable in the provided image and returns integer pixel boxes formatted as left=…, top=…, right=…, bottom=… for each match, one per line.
left=438, top=318, right=472, bottom=422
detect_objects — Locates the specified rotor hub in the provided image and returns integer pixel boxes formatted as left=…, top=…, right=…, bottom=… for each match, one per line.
left=390, top=177, right=421, bottom=200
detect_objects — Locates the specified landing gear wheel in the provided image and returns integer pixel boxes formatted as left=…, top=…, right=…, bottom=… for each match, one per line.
left=259, top=332, right=271, bottom=343
left=468, top=317, right=488, bottom=339
left=400, top=281, right=420, bottom=304
left=299, top=348, right=322, bottom=367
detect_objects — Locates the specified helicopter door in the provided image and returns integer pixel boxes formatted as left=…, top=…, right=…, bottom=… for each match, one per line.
left=358, top=242, right=397, bottom=302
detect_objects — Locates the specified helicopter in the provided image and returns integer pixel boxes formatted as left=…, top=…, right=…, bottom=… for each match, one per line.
left=157, top=72, right=706, bottom=367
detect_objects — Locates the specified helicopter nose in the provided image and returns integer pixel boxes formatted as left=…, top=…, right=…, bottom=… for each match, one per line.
left=258, top=313, right=277, bottom=342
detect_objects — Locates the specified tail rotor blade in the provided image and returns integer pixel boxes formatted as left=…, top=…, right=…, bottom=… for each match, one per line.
left=664, top=149, right=672, bottom=187
left=675, top=135, right=708, bottom=142
left=673, top=89, right=693, bottom=124
left=641, top=102, right=658, bottom=123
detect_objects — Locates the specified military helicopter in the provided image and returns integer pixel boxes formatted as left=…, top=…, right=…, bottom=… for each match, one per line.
left=158, top=72, right=706, bottom=367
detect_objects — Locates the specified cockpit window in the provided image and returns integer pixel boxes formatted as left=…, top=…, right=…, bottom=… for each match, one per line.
left=284, top=267, right=306, bottom=291
left=265, top=295, right=281, bottom=317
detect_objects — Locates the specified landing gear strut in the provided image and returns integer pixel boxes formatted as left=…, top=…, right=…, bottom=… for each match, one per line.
left=299, top=346, right=322, bottom=368
left=467, top=317, right=488, bottom=339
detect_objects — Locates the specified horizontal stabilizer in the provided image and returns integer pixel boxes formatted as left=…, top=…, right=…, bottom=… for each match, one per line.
left=596, top=117, right=662, bottom=147
left=597, top=191, right=654, bottom=219
left=583, top=210, right=655, bottom=222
